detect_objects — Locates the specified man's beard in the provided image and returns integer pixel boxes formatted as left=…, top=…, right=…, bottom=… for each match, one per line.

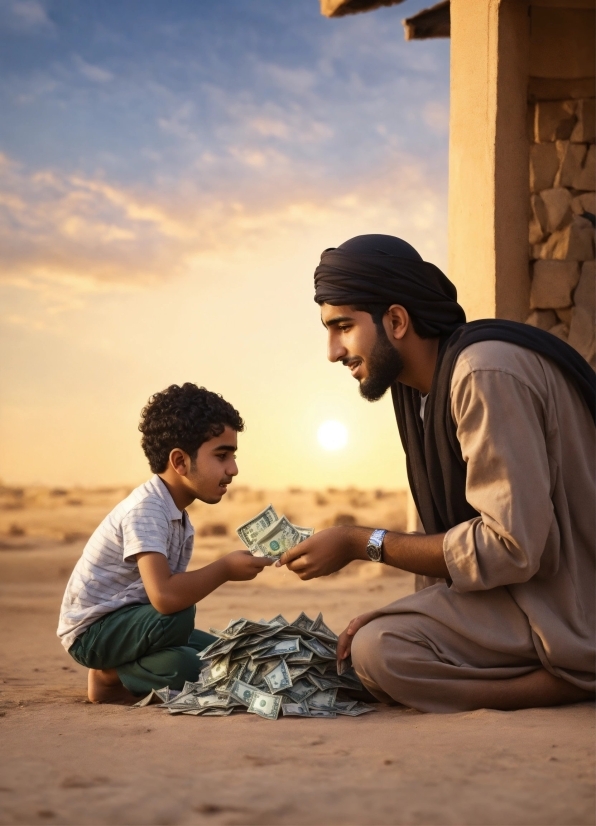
left=358, top=329, right=404, bottom=402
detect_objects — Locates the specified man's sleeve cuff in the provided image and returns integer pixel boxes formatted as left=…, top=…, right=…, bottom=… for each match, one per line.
left=443, top=518, right=484, bottom=592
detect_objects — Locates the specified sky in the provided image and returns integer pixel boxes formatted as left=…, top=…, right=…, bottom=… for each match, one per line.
left=0, top=0, right=450, bottom=490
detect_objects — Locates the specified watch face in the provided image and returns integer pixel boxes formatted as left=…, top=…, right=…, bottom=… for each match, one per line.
left=367, top=542, right=382, bottom=562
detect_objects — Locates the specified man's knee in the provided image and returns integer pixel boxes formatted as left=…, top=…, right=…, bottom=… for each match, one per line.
left=351, top=617, right=396, bottom=677
left=351, top=615, right=427, bottom=697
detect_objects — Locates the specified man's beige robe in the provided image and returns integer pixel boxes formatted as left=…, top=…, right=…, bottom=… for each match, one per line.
left=352, top=341, right=595, bottom=712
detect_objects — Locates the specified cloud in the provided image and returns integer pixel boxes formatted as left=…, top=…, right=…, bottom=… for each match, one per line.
left=0, top=0, right=54, bottom=32
left=74, top=55, right=114, bottom=84
left=422, top=101, right=449, bottom=134
left=0, top=147, right=446, bottom=306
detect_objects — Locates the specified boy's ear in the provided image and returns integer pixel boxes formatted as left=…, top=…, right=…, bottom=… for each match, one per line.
left=169, top=448, right=190, bottom=476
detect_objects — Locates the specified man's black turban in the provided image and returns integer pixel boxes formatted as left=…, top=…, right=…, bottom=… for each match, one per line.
left=314, top=234, right=466, bottom=337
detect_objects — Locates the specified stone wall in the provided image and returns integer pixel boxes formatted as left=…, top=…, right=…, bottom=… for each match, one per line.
left=527, top=84, right=595, bottom=368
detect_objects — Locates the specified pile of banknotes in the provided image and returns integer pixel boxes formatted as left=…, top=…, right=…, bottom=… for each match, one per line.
left=236, top=504, right=314, bottom=559
left=133, top=612, right=375, bottom=720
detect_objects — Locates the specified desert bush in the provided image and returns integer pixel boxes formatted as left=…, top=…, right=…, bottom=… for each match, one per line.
left=315, top=494, right=328, bottom=506
left=199, top=523, right=228, bottom=537
left=8, top=523, right=25, bottom=536
left=333, top=513, right=356, bottom=527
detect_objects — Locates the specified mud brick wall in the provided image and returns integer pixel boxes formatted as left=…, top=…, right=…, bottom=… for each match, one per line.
left=528, top=86, right=595, bottom=368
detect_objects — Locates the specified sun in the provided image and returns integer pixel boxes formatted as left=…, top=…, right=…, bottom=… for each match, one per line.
left=317, top=420, right=348, bottom=451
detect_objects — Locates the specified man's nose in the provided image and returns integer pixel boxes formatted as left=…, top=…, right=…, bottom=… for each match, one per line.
left=227, top=459, right=239, bottom=477
left=327, top=334, right=347, bottom=363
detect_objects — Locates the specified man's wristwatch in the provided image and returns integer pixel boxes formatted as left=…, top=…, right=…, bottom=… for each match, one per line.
left=366, top=529, right=387, bottom=563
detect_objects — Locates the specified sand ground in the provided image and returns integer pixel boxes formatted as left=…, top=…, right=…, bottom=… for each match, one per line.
left=0, top=487, right=594, bottom=826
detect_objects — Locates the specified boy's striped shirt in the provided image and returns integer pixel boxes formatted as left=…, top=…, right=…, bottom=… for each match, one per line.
left=57, top=475, right=194, bottom=651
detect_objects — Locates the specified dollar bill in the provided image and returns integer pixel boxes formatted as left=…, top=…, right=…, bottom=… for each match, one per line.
left=248, top=689, right=282, bottom=720
left=269, top=614, right=289, bottom=626
left=283, top=679, right=318, bottom=703
left=281, top=701, right=310, bottom=716
left=200, top=653, right=232, bottom=687
left=254, top=516, right=300, bottom=559
left=307, top=708, right=337, bottom=718
left=228, top=678, right=257, bottom=707
left=133, top=688, right=167, bottom=707
left=236, top=504, right=279, bottom=550
left=293, top=525, right=315, bottom=543
left=302, top=637, right=335, bottom=659
left=264, top=659, right=293, bottom=694
left=335, top=702, right=376, bottom=716
left=253, top=637, right=300, bottom=659
left=290, top=612, right=315, bottom=631
left=310, top=612, right=338, bottom=641
left=236, top=505, right=314, bottom=558
left=308, top=689, right=338, bottom=709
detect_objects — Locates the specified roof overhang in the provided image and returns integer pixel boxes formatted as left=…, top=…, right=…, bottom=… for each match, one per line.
left=321, top=0, right=405, bottom=18
left=321, top=0, right=451, bottom=40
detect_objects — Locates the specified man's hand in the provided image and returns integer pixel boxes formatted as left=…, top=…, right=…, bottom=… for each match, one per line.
left=276, top=527, right=358, bottom=579
left=336, top=610, right=383, bottom=666
left=222, top=550, right=273, bottom=581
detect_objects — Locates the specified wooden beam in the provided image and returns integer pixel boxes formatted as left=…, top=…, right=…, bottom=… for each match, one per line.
left=403, top=1, right=450, bottom=40
left=321, top=0, right=405, bottom=19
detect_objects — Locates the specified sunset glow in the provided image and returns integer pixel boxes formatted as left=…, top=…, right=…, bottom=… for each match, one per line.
left=317, top=421, right=348, bottom=451
left=0, top=1, right=449, bottom=490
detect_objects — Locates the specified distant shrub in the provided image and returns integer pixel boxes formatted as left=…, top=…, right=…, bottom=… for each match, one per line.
left=67, top=499, right=83, bottom=506
left=199, top=523, right=228, bottom=537
left=315, top=494, right=328, bottom=506
left=8, top=523, right=25, bottom=537
left=333, top=513, right=356, bottom=527
left=63, top=531, right=90, bottom=544
left=50, top=488, right=68, bottom=497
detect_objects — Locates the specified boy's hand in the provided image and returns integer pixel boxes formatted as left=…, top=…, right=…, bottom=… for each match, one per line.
left=223, top=550, right=273, bottom=581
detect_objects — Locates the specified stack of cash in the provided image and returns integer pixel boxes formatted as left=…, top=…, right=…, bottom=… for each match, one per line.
left=236, top=504, right=314, bottom=559
left=133, top=612, right=375, bottom=721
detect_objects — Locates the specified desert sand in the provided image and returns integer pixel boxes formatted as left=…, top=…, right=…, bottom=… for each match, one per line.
left=0, top=484, right=594, bottom=826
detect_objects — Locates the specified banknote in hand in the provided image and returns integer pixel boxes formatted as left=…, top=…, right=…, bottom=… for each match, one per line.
left=236, top=505, right=314, bottom=559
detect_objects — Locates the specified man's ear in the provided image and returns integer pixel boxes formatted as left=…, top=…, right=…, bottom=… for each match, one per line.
left=385, top=305, right=410, bottom=342
left=169, top=448, right=190, bottom=477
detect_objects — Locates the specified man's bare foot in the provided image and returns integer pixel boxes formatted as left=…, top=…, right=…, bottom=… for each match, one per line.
left=87, top=668, right=137, bottom=704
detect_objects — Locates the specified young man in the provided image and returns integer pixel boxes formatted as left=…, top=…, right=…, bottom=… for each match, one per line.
left=278, top=234, right=595, bottom=713
left=58, top=383, right=271, bottom=703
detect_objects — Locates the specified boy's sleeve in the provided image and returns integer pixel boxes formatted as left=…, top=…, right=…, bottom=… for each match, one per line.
left=121, top=501, right=171, bottom=561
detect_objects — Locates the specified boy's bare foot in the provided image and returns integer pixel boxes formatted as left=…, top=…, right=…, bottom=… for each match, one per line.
left=87, top=668, right=137, bottom=704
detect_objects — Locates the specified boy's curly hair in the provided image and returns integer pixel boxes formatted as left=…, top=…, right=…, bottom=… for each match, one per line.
left=139, top=383, right=244, bottom=473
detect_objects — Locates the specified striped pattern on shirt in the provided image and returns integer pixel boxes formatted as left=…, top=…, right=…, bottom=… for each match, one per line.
left=57, top=475, right=194, bottom=651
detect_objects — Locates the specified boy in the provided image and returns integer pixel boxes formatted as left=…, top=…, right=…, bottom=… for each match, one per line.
left=57, top=383, right=271, bottom=703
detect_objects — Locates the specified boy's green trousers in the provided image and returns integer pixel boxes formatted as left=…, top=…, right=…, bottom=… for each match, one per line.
left=69, top=602, right=216, bottom=696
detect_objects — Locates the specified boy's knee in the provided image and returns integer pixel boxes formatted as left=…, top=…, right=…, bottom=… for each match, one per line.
left=154, top=605, right=196, bottom=648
